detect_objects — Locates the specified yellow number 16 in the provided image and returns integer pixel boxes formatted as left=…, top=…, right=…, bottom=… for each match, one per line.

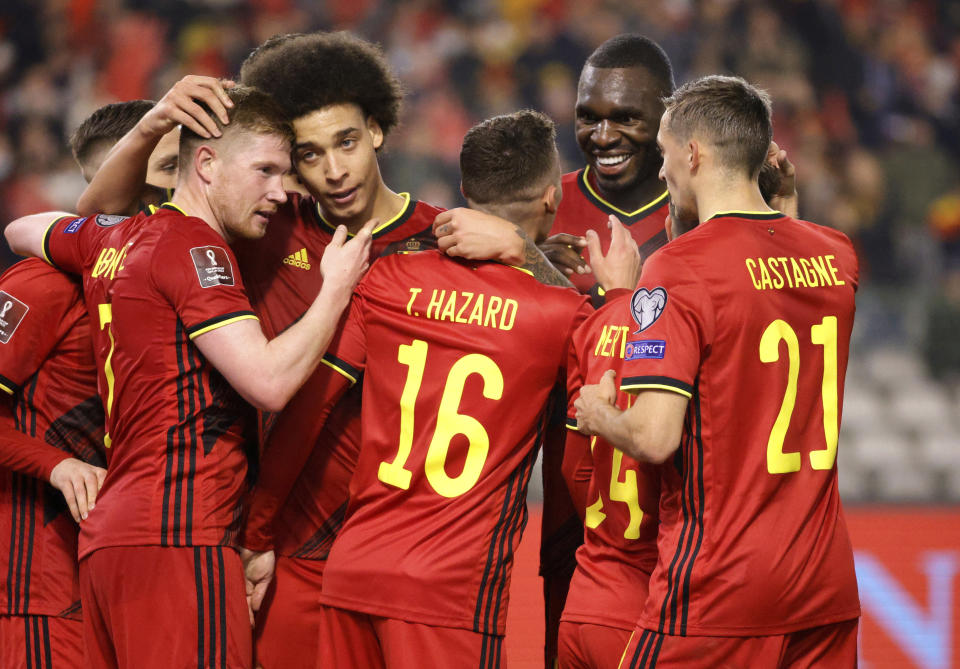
left=759, top=316, right=838, bottom=474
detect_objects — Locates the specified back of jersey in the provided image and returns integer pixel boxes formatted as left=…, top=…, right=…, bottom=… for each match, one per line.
left=621, top=212, right=861, bottom=636
left=319, top=250, right=590, bottom=635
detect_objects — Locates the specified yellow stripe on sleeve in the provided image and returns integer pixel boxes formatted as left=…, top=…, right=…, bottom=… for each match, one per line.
left=187, top=314, right=259, bottom=339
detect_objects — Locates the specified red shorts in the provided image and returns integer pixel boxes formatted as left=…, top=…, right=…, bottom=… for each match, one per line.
left=254, top=556, right=324, bottom=669
left=618, top=619, right=859, bottom=669
left=557, top=620, right=632, bottom=669
left=318, top=604, right=505, bottom=669
left=80, top=545, right=252, bottom=669
left=0, top=614, right=83, bottom=668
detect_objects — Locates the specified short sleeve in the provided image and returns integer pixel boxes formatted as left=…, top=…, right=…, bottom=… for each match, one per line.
left=619, top=249, right=713, bottom=398
left=44, top=214, right=110, bottom=275
left=0, top=260, right=81, bottom=395
left=151, top=222, right=259, bottom=339
left=319, top=287, right=368, bottom=386
left=564, top=335, right=584, bottom=430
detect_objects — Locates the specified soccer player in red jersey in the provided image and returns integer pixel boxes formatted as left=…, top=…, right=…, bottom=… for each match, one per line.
left=249, top=109, right=591, bottom=668
left=5, top=86, right=373, bottom=669
left=575, top=76, right=860, bottom=668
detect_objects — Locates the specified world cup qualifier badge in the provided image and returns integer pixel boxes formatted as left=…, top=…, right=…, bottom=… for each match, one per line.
left=189, top=246, right=236, bottom=288
left=0, top=292, right=29, bottom=344
left=630, top=287, right=667, bottom=333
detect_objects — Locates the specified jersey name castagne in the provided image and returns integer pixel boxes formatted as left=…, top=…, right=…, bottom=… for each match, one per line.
left=562, top=292, right=663, bottom=631
left=551, top=168, right=669, bottom=295
left=313, top=250, right=590, bottom=634
left=0, top=259, right=105, bottom=618
left=44, top=206, right=258, bottom=558
left=621, top=211, right=861, bottom=635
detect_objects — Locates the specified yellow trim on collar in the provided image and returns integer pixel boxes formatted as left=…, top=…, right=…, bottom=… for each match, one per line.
left=316, top=192, right=412, bottom=237
left=582, top=166, right=669, bottom=218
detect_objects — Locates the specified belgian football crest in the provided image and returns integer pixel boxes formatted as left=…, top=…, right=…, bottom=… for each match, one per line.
left=630, top=287, right=667, bottom=333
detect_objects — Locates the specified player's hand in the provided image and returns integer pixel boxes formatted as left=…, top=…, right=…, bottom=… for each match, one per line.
left=138, top=75, right=236, bottom=140
left=49, top=458, right=107, bottom=523
left=574, top=369, right=618, bottom=436
left=538, top=233, right=589, bottom=276
left=766, top=141, right=798, bottom=217
left=585, top=215, right=641, bottom=291
left=319, top=219, right=376, bottom=299
left=433, top=208, right=524, bottom=264
left=240, top=548, right=276, bottom=626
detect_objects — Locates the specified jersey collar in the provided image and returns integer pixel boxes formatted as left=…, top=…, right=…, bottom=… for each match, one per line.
left=577, top=167, right=669, bottom=224
left=706, top=210, right=784, bottom=222
left=313, top=192, right=417, bottom=239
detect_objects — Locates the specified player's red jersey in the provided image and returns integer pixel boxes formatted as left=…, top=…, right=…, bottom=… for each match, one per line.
left=239, top=193, right=444, bottom=562
left=298, top=250, right=589, bottom=634
left=562, top=292, right=663, bottom=631
left=620, top=211, right=861, bottom=635
left=551, top=168, right=669, bottom=295
left=43, top=206, right=259, bottom=559
left=0, top=259, right=105, bottom=619
left=232, top=192, right=441, bottom=337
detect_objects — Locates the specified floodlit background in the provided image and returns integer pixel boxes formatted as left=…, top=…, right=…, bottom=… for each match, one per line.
left=0, top=1, right=957, bottom=667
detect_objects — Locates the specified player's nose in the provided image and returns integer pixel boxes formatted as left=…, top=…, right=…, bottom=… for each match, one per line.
left=592, top=119, right=618, bottom=147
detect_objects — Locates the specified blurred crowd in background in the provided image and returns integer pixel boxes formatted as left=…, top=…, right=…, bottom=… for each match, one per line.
left=0, top=0, right=958, bottom=501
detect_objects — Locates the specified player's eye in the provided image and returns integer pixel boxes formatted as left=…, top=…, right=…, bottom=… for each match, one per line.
left=297, top=150, right=317, bottom=163
left=341, top=138, right=356, bottom=149
left=577, top=112, right=598, bottom=124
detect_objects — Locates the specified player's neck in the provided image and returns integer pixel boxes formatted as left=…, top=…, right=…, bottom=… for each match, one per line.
left=589, top=170, right=665, bottom=213
left=695, top=178, right=772, bottom=223
left=328, top=182, right=405, bottom=235
left=169, top=187, right=227, bottom=240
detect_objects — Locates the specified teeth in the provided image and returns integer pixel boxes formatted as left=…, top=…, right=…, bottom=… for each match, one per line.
left=597, top=155, right=628, bottom=166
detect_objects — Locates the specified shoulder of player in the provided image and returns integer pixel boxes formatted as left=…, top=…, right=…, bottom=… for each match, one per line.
left=0, top=257, right=80, bottom=296
left=561, top=169, right=582, bottom=188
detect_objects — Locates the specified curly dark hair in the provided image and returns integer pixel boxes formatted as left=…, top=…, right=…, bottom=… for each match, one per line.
left=239, top=31, right=403, bottom=137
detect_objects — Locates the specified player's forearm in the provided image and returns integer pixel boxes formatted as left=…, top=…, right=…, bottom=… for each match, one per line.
left=0, top=406, right=70, bottom=480
left=4, top=212, right=74, bottom=259
left=77, top=124, right=160, bottom=216
left=584, top=403, right=677, bottom=465
left=515, top=227, right=574, bottom=288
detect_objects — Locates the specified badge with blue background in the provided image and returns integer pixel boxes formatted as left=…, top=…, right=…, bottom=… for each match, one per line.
left=625, top=339, right=666, bottom=360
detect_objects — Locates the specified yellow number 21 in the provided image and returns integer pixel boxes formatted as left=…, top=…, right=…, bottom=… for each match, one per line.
left=759, top=316, right=838, bottom=474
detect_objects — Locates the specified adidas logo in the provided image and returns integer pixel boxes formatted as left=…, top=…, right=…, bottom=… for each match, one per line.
left=283, top=248, right=311, bottom=270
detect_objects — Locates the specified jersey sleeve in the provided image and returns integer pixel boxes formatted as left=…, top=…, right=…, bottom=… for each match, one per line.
left=318, top=281, right=368, bottom=385
left=0, top=402, right=70, bottom=480
left=619, top=250, right=713, bottom=398
left=151, top=223, right=259, bottom=339
left=0, top=261, right=80, bottom=395
left=43, top=213, right=121, bottom=275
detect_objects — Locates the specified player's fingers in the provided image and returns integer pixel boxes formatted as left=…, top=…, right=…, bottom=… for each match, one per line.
left=331, top=224, right=348, bottom=247
left=432, top=210, right=452, bottom=232
left=83, top=469, right=99, bottom=512
left=72, top=478, right=89, bottom=520
left=165, top=106, right=214, bottom=139
left=609, top=215, right=629, bottom=244
left=95, top=466, right=107, bottom=490
left=358, top=217, right=378, bottom=238
left=545, top=246, right=588, bottom=274
left=60, top=483, right=81, bottom=523
left=585, top=228, right=603, bottom=263
left=177, top=96, right=223, bottom=137
left=543, top=233, right=587, bottom=248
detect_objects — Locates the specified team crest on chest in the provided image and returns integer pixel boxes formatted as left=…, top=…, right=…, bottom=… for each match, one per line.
left=631, top=287, right=667, bottom=333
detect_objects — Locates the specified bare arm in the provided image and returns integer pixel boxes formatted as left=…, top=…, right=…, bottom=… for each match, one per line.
left=193, top=222, right=372, bottom=412
left=77, top=76, right=233, bottom=216
left=574, top=369, right=688, bottom=464
left=4, top=212, right=75, bottom=260
left=433, top=208, right=573, bottom=288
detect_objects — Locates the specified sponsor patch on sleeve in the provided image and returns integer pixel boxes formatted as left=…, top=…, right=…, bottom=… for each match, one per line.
left=0, top=292, right=30, bottom=344
left=64, top=217, right=88, bottom=233
left=189, top=246, right=236, bottom=288
left=95, top=214, right=128, bottom=228
left=630, top=287, right=667, bottom=333
left=624, top=339, right=666, bottom=361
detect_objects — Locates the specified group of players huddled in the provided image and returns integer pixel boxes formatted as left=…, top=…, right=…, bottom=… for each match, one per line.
left=0, top=28, right=860, bottom=669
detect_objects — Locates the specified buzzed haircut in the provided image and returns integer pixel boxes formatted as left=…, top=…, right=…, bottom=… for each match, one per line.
left=460, top=110, right=558, bottom=204
left=239, top=31, right=402, bottom=138
left=662, top=75, right=773, bottom=178
left=585, top=34, right=675, bottom=96
left=69, top=100, right=156, bottom=164
left=178, top=85, right=295, bottom=168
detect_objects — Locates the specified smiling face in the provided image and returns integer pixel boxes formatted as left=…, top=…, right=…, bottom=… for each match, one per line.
left=291, top=103, right=384, bottom=225
left=207, top=132, right=291, bottom=242
left=575, top=65, right=666, bottom=196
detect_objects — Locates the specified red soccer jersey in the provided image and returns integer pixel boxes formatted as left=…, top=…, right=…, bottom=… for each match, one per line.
left=0, top=259, right=105, bottom=619
left=551, top=168, right=669, bottom=295
left=312, top=250, right=590, bottom=634
left=620, top=211, right=861, bottom=636
left=44, top=206, right=259, bottom=558
left=237, top=193, right=445, bottom=563
left=561, top=292, right=663, bottom=631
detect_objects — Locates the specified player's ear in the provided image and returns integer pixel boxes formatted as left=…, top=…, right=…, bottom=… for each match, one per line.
left=688, top=139, right=701, bottom=173
left=366, top=116, right=384, bottom=151
left=194, top=145, right=216, bottom=185
left=542, top=183, right=560, bottom=214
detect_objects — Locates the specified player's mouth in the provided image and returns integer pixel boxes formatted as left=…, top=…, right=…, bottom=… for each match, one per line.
left=592, top=153, right=633, bottom=177
left=253, top=209, right=275, bottom=224
left=329, top=186, right=359, bottom=207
